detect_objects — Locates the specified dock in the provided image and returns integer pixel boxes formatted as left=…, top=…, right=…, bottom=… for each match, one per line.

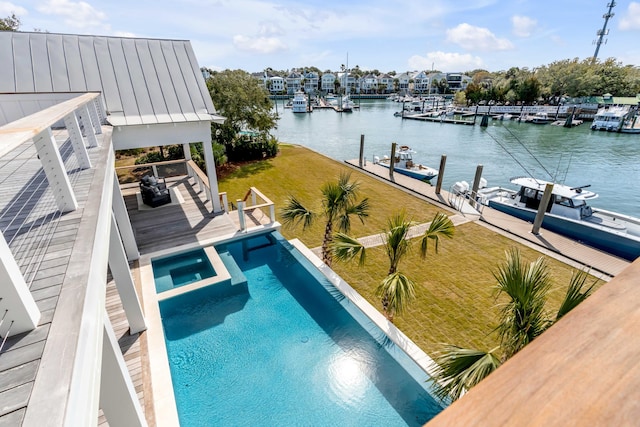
left=344, top=159, right=631, bottom=279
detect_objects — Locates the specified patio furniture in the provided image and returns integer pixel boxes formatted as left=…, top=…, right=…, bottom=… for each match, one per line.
left=140, top=175, right=171, bottom=207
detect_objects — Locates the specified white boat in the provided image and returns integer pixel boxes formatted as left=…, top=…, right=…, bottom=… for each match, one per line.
left=529, top=112, right=553, bottom=124
left=373, top=146, right=438, bottom=181
left=591, top=105, right=639, bottom=133
left=341, top=95, right=355, bottom=112
left=472, top=176, right=640, bottom=261
left=292, top=91, right=310, bottom=113
left=493, top=113, right=513, bottom=121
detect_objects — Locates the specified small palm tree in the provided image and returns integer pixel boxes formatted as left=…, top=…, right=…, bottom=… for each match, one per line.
left=333, top=211, right=455, bottom=322
left=280, top=172, right=369, bottom=267
left=431, top=248, right=596, bottom=401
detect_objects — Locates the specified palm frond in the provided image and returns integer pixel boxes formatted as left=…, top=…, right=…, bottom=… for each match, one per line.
left=419, top=212, right=455, bottom=258
left=280, top=196, right=315, bottom=229
left=383, top=211, right=413, bottom=273
left=332, top=232, right=366, bottom=266
left=375, top=271, right=416, bottom=320
left=493, top=248, right=551, bottom=358
left=431, top=345, right=501, bottom=401
left=555, top=268, right=596, bottom=321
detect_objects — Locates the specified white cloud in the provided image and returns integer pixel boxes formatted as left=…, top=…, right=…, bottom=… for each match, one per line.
left=0, top=1, right=27, bottom=16
left=511, top=15, right=537, bottom=37
left=233, top=35, right=288, bottom=54
left=619, top=2, right=640, bottom=30
left=446, top=23, right=513, bottom=51
left=408, top=51, right=483, bottom=72
left=36, top=0, right=108, bottom=31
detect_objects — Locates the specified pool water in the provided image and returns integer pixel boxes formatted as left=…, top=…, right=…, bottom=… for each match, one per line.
left=159, top=232, right=445, bottom=426
left=152, top=248, right=215, bottom=292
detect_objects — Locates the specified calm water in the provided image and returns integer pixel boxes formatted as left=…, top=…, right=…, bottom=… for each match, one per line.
left=160, top=232, right=444, bottom=426
left=274, top=99, right=640, bottom=217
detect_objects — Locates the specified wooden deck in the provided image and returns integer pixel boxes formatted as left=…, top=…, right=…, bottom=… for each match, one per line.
left=123, top=177, right=239, bottom=255
left=345, top=159, right=631, bottom=278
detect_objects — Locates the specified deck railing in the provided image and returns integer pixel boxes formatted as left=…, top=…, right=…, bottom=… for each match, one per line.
left=115, top=159, right=228, bottom=213
left=236, top=187, right=276, bottom=231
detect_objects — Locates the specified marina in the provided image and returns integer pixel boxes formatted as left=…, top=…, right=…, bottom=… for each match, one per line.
left=275, top=99, right=640, bottom=218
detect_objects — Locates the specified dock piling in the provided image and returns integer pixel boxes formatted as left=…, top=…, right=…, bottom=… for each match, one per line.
left=532, top=183, right=554, bottom=235
left=470, top=165, right=484, bottom=209
left=389, top=142, right=396, bottom=180
left=435, top=155, right=447, bottom=195
left=359, top=134, right=365, bottom=167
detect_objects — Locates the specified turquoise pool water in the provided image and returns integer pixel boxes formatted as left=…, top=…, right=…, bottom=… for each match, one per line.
left=153, top=248, right=215, bottom=292
left=158, top=232, right=445, bottom=426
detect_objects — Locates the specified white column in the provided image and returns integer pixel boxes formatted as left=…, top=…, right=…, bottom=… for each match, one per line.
left=0, top=233, right=40, bottom=337
left=182, top=143, right=192, bottom=160
left=100, top=312, right=148, bottom=427
left=80, top=106, right=99, bottom=148
left=108, top=214, right=146, bottom=334
left=33, top=127, right=78, bottom=213
left=63, top=113, right=92, bottom=170
left=203, top=140, right=222, bottom=212
left=89, top=99, right=103, bottom=134
left=112, top=174, right=140, bottom=261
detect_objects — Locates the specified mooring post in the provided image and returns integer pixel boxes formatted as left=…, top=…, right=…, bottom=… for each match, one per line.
left=359, top=134, right=365, bottom=167
left=532, top=183, right=554, bottom=235
left=470, top=164, right=484, bottom=208
left=389, top=142, right=397, bottom=179
left=473, top=105, right=478, bottom=125
left=435, top=154, right=447, bottom=195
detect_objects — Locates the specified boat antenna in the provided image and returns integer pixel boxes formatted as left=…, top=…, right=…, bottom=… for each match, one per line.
left=502, top=126, right=555, bottom=180
left=562, top=153, right=573, bottom=183
left=485, top=130, right=538, bottom=181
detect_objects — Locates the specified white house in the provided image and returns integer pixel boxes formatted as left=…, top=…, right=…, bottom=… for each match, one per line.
left=378, top=74, right=395, bottom=93
left=360, top=74, right=378, bottom=94
left=321, top=73, right=336, bottom=93
left=268, top=76, right=285, bottom=94
left=303, top=71, right=319, bottom=94
left=286, top=71, right=302, bottom=95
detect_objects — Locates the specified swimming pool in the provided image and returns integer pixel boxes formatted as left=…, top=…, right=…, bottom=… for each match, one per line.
left=157, top=231, right=445, bottom=426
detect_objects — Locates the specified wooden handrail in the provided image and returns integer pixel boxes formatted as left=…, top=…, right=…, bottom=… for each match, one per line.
left=114, top=159, right=188, bottom=170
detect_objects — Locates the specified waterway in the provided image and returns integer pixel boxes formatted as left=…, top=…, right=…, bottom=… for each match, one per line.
left=274, top=99, right=640, bottom=218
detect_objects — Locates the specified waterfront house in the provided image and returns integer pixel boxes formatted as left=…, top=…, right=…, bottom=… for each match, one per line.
left=413, top=71, right=431, bottom=94
left=303, top=71, right=319, bottom=95
left=321, top=73, right=336, bottom=93
left=339, top=72, right=359, bottom=94
left=360, top=74, right=379, bottom=94
left=0, top=31, right=225, bottom=426
left=286, top=71, right=302, bottom=95
left=268, top=76, right=285, bottom=94
left=378, top=74, right=395, bottom=93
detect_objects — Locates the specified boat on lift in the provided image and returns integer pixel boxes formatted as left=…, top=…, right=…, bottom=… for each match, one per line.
left=373, top=146, right=438, bottom=181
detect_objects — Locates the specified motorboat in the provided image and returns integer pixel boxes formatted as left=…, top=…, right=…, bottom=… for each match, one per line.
left=529, top=112, right=553, bottom=124
left=373, top=146, right=438, bottom=181
left=472, top=176, right=640, bottom=261
left=341, top=95, right=355, bottom=112
left=591, top=105, right=629, bottom=131
left=292, top=90, right=311, bottom=113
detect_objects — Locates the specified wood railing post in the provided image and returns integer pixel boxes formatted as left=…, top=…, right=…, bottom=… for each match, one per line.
left=269, top=204, right=275, bottom=223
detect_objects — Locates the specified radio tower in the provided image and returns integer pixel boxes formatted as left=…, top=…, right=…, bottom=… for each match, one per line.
left=592, top=1, right=616, bottom=62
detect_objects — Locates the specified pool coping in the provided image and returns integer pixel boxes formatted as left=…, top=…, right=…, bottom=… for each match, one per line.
left=140, top=223, right=442, bottom=426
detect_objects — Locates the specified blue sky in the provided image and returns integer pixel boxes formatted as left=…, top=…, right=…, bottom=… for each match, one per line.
left=4, top=0, right=640, bottom=73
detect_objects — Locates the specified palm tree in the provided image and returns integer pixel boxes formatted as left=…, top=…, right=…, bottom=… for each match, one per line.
left=431, top=248, right=596, bottom=401
left=333, top=211, right=455, bottom=322
left=280, top=172, right=369, bottom=267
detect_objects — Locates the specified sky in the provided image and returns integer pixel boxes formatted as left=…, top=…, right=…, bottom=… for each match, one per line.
left=3, top=0, right=640, bottom=73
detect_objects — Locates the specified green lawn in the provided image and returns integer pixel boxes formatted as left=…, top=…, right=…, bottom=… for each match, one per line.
left=218, top=144, right=602, bottom=357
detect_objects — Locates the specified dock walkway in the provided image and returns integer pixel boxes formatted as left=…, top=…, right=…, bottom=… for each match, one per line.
left=345, top=159, right=630, bottom=279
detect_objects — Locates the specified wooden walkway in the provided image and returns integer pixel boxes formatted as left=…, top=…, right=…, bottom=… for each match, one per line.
left=345, top=159, right=631, bottom=278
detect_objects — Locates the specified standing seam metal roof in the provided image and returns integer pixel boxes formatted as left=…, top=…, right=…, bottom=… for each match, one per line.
left=0, top=31, right=218, bottom=126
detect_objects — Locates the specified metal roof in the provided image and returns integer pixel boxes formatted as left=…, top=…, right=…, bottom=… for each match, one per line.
left=0, top=32, right=221, bottom=126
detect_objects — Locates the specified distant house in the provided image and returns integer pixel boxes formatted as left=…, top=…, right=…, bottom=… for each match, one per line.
left=413, top=71, right=431, bottom=94
left=321, top=73, right=336, bottom=93
left=360, top=74, right=378, bottom=94
left=429, top=72, right=472, bottom=93
left=268, top=76, right=285, bottom=94
left=303, top=71, right=319, bottom=94
left=339, top=72, right=358, bottom=94
left=396, top=72, right=412, bottom=94
left=286, top=71, right=302, bottom=94
left=378, top=74, right=394, bottom=93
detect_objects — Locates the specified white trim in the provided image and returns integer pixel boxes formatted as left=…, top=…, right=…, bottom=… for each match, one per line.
left=0, top=232, right=40, bottom=337
left=33, top=127, right=78, bottom=213
left=100, top=311, right=148, bottom=427
left=80, top=105, right=100, bottom=147
left=63, top=112, right=92, bottom=170
left=112, top=173, right=140, bottom=261
left=108, top=213, right=146, bottom=334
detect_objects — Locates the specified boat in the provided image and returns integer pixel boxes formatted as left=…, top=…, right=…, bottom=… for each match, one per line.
left=472, top=176, right=640, bottom=261
left=341, top=95, right=354, bottom=112
left=292, top=90, right=311, bottom=113
left=529, top=112, right=553, bottom=124
left=373, top=146, right=438, bottom=181
left=493, top=113, right=513, bottom=121
left=591, top=105, right=629, bottom=131
left=325, top=94, right=338, bottom=106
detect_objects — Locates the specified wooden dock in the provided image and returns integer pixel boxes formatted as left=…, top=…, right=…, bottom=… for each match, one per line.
left=401, top=113, right=475, bottom=125
left=345, top=159, right=631, bottom=278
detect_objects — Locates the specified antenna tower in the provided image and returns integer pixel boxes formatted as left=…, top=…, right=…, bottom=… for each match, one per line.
left=592, top=2, right=616, bottom=62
